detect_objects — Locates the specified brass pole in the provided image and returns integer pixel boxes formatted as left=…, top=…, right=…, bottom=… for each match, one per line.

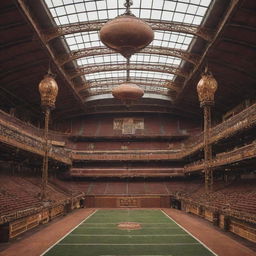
left=41, top=108, right=50, bottom=200
left=203, top=105, right=213, bottom=192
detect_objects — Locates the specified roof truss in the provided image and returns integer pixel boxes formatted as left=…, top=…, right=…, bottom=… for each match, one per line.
left=68, top=63, right=188, bottom=80
left=77, top=77, right=182, bottom=93
left=58, top=46, right=200, bottom=66
left=43, top=19, right=214, bottom=42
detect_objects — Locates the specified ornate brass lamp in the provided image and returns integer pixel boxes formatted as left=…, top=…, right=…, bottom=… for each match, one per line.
left=197, top=69, right=217, bottom=192
left=38, top=70, right=58, bottom=200
left=99, top=0, right=154, bottom=58
left=112, top=57, right=144, bottom=106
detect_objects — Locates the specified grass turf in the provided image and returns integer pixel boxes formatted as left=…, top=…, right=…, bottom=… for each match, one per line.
left=43, top=209, right=216, bottom=256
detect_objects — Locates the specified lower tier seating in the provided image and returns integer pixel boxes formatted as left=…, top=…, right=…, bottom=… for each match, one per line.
left=0, top=175, right=71, bottom=218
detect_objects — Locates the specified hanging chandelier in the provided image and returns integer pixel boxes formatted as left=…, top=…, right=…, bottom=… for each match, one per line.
left=100, top=0, right=152, bottom=105
left=112, top=82, right=144, bottom=105
left=99, top=0, right=154, bottom=58
left=112, top=57, right=144, bottom=105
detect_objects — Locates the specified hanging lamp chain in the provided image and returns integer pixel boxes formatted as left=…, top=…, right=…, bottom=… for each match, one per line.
left=124, top=0, right=133, bottom=15
left=46, top=61, right=56, bottom=78
left=126, top=57, right=130, bottom=82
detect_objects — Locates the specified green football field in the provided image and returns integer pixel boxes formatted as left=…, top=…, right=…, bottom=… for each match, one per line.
left=43, top=209, right=217, bottom=256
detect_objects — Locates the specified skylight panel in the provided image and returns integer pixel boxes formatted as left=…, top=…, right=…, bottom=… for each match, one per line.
left=86, top=71, right=127, bottom=80
left=44, top=0, right=213, bottom=97
left=201, top=0, right=212, bottom=6
left=151, top=10, right=162, bottom=20
left=63, top=0, right=73, bottom=5
left=163, top=1, right=176, bottom=12
left=96, top=1, right=107, bottom=10
left=65, top=4, right=75, bottom=14
left=153, top=31, right=193, bottom=50
left=140, top=9, right=151, bottom=19
left=176, top=2, right=188, bottom=13
left=78, top=55, right=124, bottom=66
left=85, top=1, right=96, bottom=11
left=98, top=10, right=108, bottom=19
left=75, top=3, right=86, bottom=12
left=152, top=0, right=162, bottom=10
left=173, top=12, right=185, bottom=23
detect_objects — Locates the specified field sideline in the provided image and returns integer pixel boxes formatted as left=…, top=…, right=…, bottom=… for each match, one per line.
left=42, top=209, right=217, bottom=256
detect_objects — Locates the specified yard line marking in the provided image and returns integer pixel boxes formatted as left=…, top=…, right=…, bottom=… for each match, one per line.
left=40, top=210, right=97, bottom=256
left=161, top=210, right=218, bottom=256
left=57, top=243, right=200, bottom=246
left=69, top=234, right=190, bottom=237
left=77, top=227, right=181, bottom=229
left=81, top=223, right=173, bottom=224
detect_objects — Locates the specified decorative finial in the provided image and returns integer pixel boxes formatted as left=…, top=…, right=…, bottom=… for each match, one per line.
left=124, top=0, right=133, bottom=15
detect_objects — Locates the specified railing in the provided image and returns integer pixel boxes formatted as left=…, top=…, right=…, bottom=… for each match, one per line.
left=183, top=103, right=256, bottom=152
left=184, top=142, right=256, bottom=172
left=0, top=103, right=255, bottom=164
left=71, top=149, right=183, bottom=161
left=0, top=193, right=85, bottom=225
left=181, top=196, right=256, bottom=224
left=70, top=167, right=184, bottom=177
left=0, top=114, right=71, bottom=165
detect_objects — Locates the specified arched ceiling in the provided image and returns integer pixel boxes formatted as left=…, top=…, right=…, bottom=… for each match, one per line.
left=42, top=0, right=213, bottom=100
left=1, top=0, right=255, bottom=121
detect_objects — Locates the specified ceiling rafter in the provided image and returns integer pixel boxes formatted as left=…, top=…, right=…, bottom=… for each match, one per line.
left=77, top=77, right=181, bottom=93
left=175, top=0, right=242, bottom=103
left=80, top=89, right=172, bottom=98
left=68, top=63, right=188, bottom=80
left=57, top=46, right=200, bottom=66
left=0, top=59, right=47, bottom=80
left=209, top=59, right=256, bottom=79
left=80, top=88, right=171, bottom=97
left=16, top=0, right=85, bottom=111
left=222, top=38, right=256, bottom=49
left=43, top=19, right=214, bottom=42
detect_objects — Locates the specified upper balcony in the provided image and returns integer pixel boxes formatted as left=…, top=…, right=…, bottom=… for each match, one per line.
left=0, top=103, right=255, bottom=167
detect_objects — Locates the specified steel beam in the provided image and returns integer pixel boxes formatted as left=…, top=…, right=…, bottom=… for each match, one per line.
left=43, top=19, right=214, bottom=42
left=68, top=63, right=188, bottom=79
left=16, top=0, right=85, bottom=111
left=82, top=93, right=173, bottom=103
left=57, top=46, right=200, bottom=66
left=175, top=0, right=242, bottom=102
left=80, top=88, right=171, bottom=97
left=77, top=77, right=181, bottom=93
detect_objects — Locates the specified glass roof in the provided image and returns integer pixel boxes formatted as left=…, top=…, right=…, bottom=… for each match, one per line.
left=44, top=0, right=213, bottom=96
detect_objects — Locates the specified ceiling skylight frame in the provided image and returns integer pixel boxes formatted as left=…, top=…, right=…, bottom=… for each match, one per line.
left=44, top=0, right=213, bottom=97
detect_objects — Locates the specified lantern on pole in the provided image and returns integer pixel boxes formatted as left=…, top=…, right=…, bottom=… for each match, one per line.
left=197, top=68, right=217, bottom=192
left=38, top=69, right=58, bottom=200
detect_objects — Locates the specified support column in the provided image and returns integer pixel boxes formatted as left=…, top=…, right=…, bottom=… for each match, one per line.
left=41, top=108, right=50, bottom=200
left=203, top=105, right=213, bottom=192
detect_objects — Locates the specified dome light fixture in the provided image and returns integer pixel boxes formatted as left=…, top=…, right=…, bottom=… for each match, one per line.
left=99, top=0, right=154, bottom=58
left=112, top=57, right=144, bottom=106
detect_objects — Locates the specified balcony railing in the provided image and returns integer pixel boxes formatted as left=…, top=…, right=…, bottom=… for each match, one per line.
left=184, top=142, right=256, bottom=172
left=0, top=103, right=255, bottom=165
left=0, top=112, right=71, bottom=165
left=70, top=167, right=184, bottom=177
